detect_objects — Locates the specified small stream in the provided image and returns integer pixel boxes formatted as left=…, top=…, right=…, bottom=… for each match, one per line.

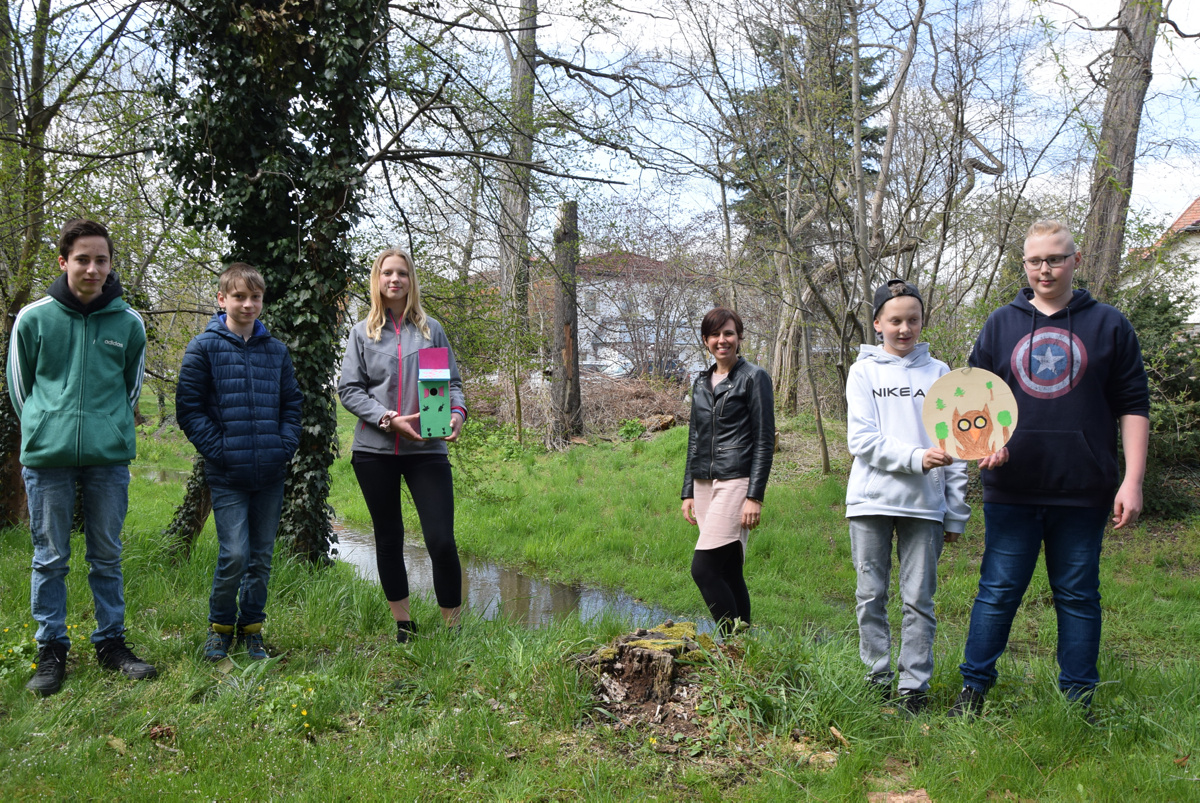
left=331, top=522, right=711, bottom=633
left=130, top=466, right=707, bottom=632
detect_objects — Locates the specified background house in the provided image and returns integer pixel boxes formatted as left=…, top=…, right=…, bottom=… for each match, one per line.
left=1157, top=196, right=1200, bottom=330
left=573, top=251, right=716, bottom=382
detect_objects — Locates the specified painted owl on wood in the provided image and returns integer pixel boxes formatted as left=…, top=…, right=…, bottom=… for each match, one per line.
left=952, top=404, right=995, bottom=460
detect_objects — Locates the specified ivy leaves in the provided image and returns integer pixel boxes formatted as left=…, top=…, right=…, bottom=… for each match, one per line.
left=156, top=0, right=386, bottom=559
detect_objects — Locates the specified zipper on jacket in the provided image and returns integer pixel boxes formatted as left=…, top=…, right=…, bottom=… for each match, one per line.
left=77, top=314, right=89, bottom=462
left=708, top=371, right=732, bottom=476
left=242, top=336, right=260, bottom=480
left=389, top=311, right=403, bottom=454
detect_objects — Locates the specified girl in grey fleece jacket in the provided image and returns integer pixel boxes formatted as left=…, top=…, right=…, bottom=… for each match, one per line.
left=338, top=248, right=467, bottom=641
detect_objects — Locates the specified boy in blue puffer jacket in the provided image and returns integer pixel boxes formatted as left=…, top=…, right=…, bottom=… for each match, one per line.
left=176, top=263, right=303, bottom=661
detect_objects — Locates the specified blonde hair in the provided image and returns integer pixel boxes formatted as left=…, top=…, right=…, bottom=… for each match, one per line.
left=1026, top=219, right=1075, bottom=243
left=364, top=248, right=430, bottom=342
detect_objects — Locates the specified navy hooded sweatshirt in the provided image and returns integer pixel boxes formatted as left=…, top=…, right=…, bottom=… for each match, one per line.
left=969, top=287, right=1149, bottom=508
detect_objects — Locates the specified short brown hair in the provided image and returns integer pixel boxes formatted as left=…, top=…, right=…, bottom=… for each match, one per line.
left=58, top=219, right=114, bottom=262
left=219, top=262, right=266, bottom=295
left=700, top=307, right=744, bottom=340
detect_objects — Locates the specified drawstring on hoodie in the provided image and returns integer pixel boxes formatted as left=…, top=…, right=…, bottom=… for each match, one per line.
left=1027, top=300, right=1075, bottom=389
left=1028, top=307, right=1036, bottom=382
left=1067, top=306, right=1074, bottom=388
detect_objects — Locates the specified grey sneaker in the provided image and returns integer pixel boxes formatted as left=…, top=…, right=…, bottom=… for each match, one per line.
left=948, top=686, right=985, bottom=718
left=95, top=637, right=157, bottom=680
left=26, top=642, right=69, bottom=696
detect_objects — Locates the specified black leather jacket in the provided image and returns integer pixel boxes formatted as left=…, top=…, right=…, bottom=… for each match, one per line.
left=682, top=357, right=775, bottom=502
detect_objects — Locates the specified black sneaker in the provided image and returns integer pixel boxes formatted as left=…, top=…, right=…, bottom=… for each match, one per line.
left=95, top=637, right=157, bottom=680
left=948, top=686, right=985, bottom=718
left=26, top=642, right=69, bottom=696
left=396, top=620, right=418, bottom=644
left=898, top=690, right=929, bottom=715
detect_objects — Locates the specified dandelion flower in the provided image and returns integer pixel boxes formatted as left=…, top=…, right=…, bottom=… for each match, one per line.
left=301, top=710, right=307, bottom=716
left=292, top=704, right=297, bottom=708
left=304, top=723, right=309, bottom=728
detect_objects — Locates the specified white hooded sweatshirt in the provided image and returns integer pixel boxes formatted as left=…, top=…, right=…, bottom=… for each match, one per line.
left=845, top=343, right=970, bottom=532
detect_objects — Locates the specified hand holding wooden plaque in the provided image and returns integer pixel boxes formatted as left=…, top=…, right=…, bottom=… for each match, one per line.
left=922, top=368, right=1017, bottom=461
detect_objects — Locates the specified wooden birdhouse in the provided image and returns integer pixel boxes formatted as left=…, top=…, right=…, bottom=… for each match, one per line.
left=418, top=347, right=452, bottom=439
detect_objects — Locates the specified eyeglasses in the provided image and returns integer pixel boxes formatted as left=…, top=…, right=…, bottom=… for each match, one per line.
left=1022, top=253, right=1075, bottom=269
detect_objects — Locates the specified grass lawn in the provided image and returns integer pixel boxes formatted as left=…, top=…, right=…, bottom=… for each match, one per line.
left=1, top=403, right=1197, bottom=800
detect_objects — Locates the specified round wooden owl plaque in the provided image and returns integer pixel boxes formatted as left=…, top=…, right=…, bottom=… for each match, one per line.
left=921, top=367, right=1018, bottom=461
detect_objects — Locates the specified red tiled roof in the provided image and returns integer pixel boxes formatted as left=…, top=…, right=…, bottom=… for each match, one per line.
left=1148, top=196, right=1200, bottom=251
left=1167, top=196, right=1200, bottom=234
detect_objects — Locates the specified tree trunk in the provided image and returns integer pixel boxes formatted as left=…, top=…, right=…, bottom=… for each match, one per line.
left=498, top=0, right=536, bottom=327
left=1084, top=0, right=1160, bottom=301
left=847, top=1, right=874, bottom=341
left=0, top=0, right=51, bottom=526
left=550, top=201, right=582, bottom=441
left=801, top=308, right=831, bottom=474
left=164, top=460, right=212, bottom=561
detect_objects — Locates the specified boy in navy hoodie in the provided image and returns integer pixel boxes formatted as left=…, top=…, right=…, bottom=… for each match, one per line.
left=950, top=220, right=1149, bottom=716
left=845, top=280, right=970, bottom=715
left=175, top=263, right=302, bottom=661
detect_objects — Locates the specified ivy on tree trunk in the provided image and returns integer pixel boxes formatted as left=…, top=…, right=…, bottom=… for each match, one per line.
left=156, top=0, right=384, bottom=561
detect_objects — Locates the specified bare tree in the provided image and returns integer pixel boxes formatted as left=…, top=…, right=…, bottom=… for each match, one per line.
left=0, top=0, right=150, bottom=525
left=1084, top=0, right=1162, bottom=300
left=549, top=200, right=582, bottom=441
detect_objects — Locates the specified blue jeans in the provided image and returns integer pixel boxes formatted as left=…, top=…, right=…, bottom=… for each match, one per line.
left=960, top=503, right=1108, bottom=700
left=24, top=464, right=131, bottom=648
left=208, top=482, right=285, bottom=627
left=849, top=516, right=944, bottom=693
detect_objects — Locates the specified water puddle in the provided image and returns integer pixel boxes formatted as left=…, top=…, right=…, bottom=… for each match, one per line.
left=131, top=466, right=194, bottom=483
left=331, top=522, right=710, bottom=633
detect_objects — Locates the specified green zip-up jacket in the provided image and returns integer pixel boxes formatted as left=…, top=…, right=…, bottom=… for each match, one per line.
left=7, top=273, right=146, bottom=468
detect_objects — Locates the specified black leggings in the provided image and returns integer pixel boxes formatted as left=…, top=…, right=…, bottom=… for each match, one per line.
left=351, top=452, right=462, bottom=609
left=691, top=541, right=749, bottom=635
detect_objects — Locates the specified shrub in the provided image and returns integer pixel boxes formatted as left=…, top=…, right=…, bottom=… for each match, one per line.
left=1123, top=290, right=1200, bottom=517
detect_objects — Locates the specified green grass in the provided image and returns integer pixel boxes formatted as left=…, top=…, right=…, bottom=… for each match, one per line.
left=0, top=407, right=1197, bottom=799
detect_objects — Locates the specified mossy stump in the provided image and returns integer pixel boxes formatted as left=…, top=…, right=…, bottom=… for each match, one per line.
left=574, top=620, right=705, bottom=704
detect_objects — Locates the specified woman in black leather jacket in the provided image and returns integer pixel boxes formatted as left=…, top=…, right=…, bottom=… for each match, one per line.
left=681, top=307, right=775, bottom=635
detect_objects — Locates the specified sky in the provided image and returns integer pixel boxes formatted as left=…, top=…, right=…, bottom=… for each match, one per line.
left=1046, top=1, right=1200, bottom=225
left=550, top=0, right=1200, bottom=233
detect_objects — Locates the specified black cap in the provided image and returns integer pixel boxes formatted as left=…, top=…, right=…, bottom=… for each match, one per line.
left=872, top=279, right=923, bottom=319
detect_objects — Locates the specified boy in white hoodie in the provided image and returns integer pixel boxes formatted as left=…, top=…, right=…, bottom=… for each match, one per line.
left=845, top=279, right=971, bottom=714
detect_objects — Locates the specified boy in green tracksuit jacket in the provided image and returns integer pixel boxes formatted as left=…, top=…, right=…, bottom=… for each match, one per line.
left=7, top=218, right=157, bottom=696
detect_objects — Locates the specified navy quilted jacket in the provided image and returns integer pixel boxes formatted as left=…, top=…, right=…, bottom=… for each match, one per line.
left=175, top=314, right=303, bottom=490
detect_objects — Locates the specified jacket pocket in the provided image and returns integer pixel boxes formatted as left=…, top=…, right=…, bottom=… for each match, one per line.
left=81, top=412, right=135, bottom=465
left=20, top=411, right=61, bottom=464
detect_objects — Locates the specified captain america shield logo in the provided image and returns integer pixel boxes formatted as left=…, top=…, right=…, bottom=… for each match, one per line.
left=1010, top=326, right=1087, bottom=399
